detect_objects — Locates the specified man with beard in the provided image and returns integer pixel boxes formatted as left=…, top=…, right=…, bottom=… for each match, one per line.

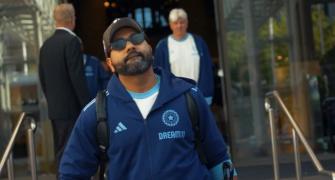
left=59, top=17, right=237, bottom=180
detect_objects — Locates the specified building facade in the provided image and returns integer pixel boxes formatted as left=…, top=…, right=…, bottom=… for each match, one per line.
left=1, top=0, right=335, bottom=175
left=216, top=0, right=335, bottom=164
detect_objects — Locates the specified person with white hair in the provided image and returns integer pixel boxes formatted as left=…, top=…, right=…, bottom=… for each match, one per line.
left=154, top=8, right=215, bottom=105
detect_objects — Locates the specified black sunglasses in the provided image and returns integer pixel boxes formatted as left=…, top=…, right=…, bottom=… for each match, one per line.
left=110, top=32, right=145, bottom=51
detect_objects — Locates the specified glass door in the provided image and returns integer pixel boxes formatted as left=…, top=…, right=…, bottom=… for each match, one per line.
left=221, top=0, right=322, bottom=163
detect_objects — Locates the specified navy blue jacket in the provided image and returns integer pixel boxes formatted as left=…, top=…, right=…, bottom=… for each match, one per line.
left=59, top=68, right=228, bottom=180
left=83, top=54, right=111, bottom=99
left=154, top=34, right=214, bottom=101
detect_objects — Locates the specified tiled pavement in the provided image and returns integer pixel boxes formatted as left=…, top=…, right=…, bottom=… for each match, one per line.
left=1, top=153, right=335, bottom=180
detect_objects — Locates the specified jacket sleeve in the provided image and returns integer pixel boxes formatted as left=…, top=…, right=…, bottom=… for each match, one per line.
left=154, top=39, right=169, bottom=71
left=194, top=35, right=214, bottom=100
left=59, top=103, right=100, bottom=179
left=189, top=87, right=230, bottom=168
left=65, top=37, right=90, bottom=108
left=38, top=47, right=46, bottom=96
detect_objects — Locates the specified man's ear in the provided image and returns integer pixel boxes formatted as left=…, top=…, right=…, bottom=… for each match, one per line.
left=106, top=58, right=116, bottom=73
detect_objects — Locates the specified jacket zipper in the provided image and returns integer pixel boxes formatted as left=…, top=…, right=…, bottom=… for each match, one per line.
left=143, top=118, right=154, bottom=180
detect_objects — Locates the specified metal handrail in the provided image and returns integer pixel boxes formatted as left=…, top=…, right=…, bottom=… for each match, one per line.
left=0, top=112, right=38, bottom=180
left=265, top=91, right=335, bottom=180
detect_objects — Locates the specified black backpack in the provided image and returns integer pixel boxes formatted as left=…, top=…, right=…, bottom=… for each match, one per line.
left=95, top=90, right=234, bottom=180
left=96, top=91, right=109, bottom=180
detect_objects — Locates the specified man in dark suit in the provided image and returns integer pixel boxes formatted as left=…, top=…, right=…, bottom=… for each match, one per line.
left=38, top=3, right=90, bottom=169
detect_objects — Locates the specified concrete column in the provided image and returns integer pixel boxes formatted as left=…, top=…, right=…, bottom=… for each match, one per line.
left=286, top=0, right=312, bottom=142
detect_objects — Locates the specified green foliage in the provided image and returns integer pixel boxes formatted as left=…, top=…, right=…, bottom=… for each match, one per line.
left=226, top=31, right=246, bottom=67
left=225, top=9, right=290, bottom=87
left=226, top=31, right=247, bottom=81
left=311, top=6, right=335, bottom=59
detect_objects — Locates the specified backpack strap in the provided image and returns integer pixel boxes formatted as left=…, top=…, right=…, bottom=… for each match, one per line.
left=185, top=91, right=208, bottom=165
left=96, top=90, right=109, bottom=180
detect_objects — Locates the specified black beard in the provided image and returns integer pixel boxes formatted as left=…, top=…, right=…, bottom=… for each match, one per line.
left=114, top=51, right=153, bottom=75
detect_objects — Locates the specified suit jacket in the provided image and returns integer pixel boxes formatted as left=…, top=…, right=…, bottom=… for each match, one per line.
left=39, top=29, right=90, bottom=121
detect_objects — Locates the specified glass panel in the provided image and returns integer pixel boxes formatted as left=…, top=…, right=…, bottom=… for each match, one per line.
left=312, top=2, right=335, bottom=151
left=0, top=0, right=56, bottom=173
left=134, top=8, right=167, bottom=29
left=223, top=0, right=318, bottom=162
left=224, top=0, right=272, bottom=160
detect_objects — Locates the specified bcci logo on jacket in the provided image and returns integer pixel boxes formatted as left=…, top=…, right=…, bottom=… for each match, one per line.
left=162, top=110, right=179, bottom=127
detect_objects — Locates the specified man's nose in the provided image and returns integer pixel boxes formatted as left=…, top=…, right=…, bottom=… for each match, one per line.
left=125, top=40, right=136, bottom=52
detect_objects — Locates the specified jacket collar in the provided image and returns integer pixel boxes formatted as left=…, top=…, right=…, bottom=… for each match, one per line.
left=56, top=27, right=77, bottom=37
left=106, top=67, right=193, bottom=109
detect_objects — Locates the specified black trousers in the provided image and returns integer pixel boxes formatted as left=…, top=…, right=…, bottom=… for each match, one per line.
left=50, top=119, right=76, bottom=171
left=323, top=98, right=335, bottom=151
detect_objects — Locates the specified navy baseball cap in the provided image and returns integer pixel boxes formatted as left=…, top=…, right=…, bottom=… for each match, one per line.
left=102, top=17, right=144, bottom=58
